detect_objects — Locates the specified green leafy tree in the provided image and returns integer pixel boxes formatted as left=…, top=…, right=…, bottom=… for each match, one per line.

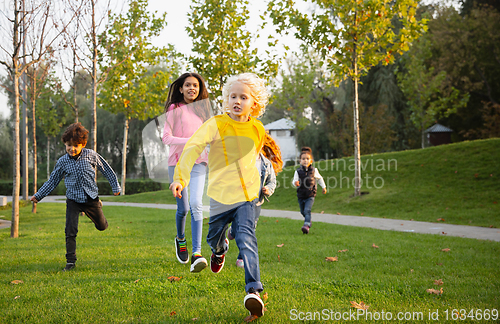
left=396, top=34, right=469, bottom=148
left=98, top=0, right=179, bottom=195
left=188, top=0, right=279, bottom=111
left=425, top=4, right=500, bottom=139
left=267, top=0, right=427, bottom=196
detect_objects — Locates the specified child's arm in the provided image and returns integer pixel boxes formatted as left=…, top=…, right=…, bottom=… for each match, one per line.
left=262, top=160, right=276, bottom=198
left=162, top=110, right=190, bottom=146
left=31, top=161, right=65, bottom=203
left=171, top=117, right=218, bottom=191
left=95, top=153, right=121, bottom=195
left=292, top=170, right=300, bottom=187
left=314, top=169, right=327, bottom=194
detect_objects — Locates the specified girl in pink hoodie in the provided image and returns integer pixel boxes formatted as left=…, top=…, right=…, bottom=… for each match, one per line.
left=162, top=72, right=211, bottom=273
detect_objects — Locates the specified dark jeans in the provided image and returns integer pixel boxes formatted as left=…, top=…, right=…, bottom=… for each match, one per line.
left=65, top=198, right=108, bottom=263
left=298, top=196, right=315, bottom=227
left=207, top=201, right=263, bottom=293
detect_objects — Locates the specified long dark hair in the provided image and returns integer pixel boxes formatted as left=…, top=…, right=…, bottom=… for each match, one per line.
left=164, top=72, right=209, bottom=112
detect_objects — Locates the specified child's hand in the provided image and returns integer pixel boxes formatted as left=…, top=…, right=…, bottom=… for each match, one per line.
left=261, top=186, right=270, bottom=195
left=322, top=187, right=327, bottom=194
left=169, top=182, right=183, bottom=198
left=30, top=196, right=38, bottom=203
left=294, top=181, right=300, bottom=187
left=114, top=192, right=120, bottom=196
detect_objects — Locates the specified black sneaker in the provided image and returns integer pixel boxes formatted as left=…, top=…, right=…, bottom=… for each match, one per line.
left=63, top=263, right=75, bottom=271
left=190, top=253, right=208, bottom=273
left=175, top=237, right=189, bottom=264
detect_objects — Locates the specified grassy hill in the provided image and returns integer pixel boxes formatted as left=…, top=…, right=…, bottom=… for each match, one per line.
left=103, top=138, right=500, bottom=228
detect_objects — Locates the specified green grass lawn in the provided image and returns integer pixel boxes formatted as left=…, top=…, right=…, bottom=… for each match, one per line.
left=103, top=138, right=500, bottom=228
left=1, top=203, right=499, bottom=323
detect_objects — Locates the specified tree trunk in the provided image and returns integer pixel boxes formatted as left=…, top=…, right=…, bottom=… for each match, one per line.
left=91, top=0, right=97, bottom=152
left=32, top=93, right=37, bottom=213
left=11, top=73, right=21, bottom=238
left=47, top=137, right=50, bottom=179
left=352, top=13, right=361, bottom=197
left=121, top=118, right=129, bottom=195
left=21, top=6, right=28, bottom=201
left=11, top=1, right=21, bottom=239
left=73, top=48, right=78, bottom=123
left=421, top=128, right=425, bottom=149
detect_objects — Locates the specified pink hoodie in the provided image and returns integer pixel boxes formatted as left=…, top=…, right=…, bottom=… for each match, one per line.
left=162, top=103, right=208, bottom=166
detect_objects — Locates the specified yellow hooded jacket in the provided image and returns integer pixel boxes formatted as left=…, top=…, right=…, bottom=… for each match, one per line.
left=173, top=113, right=265, bottom=205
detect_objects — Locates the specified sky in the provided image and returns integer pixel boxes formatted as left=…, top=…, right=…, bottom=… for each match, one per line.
left=0, top=0, right=303, bottom=118
left=0, top=0, right=458, bottom=119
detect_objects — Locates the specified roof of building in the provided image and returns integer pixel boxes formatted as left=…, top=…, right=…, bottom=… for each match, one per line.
left=264, top=118, right=296, bottom=130
left=425, top=123, right=453, bottom=133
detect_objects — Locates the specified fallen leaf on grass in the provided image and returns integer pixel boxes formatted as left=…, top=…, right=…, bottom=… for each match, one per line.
left=336, top=212, right=341, bottom=215
left=244, top=315, right=259, bottom=322
left=192, top=318, right=198, bottom=321
left=170, top=311, right=176, bottom=316
left=276, top=220, right=279, bottom=223
left=276, top=244, right=284, bottom=248
left=372, top=243, right=379, bottom=248
left=168, top=276, right=182, bottom=282
left=262, top=292, right=268, bottom=302
left=350, top=301, right=369, bottom=310
left=437, top=218, right=445, bottom=222
left=441, top=248, right=451, bottom=252
left=277, top=255, right=280, bottom=262
left=436, top=263, right=443, bottom=266
left=14, top=296, right=20, bottom=300
left=321, top=211, right=324, bottom=214
left=11, top=280, right=23, bottom=285
left=325, top=256, right=338, bottom=262
left=426, top=288, right=443, bottom=295
left=134, top=279, right=140, bottom=283
left=338, top=249, right=348, bottom=253
left=411, top=269, right=414, bottom=273
left=442, top=232, right=447, bottom=235
left=434, top=279, right=444, bottom=286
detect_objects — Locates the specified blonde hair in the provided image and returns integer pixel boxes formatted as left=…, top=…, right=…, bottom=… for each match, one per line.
left=222, top=73, right=270, bottom=118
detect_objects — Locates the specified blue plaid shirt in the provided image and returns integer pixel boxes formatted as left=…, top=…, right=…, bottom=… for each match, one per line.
left=34, top=148, right=121, bottom=203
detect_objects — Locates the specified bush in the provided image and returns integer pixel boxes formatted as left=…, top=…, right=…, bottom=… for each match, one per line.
left=0, top=179, right=167, bottom=196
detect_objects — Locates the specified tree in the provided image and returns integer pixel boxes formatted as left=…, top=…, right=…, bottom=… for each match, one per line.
left=425, top=4, right=500, bottom=139
left=267, top=0, right=427, bottom=196
left=26, top=60, right=57, bottom=212
left=61, top=0, right=121, bottom=152
left=188, top=0, right=279, bottom=111
left=396, top=34, right=469, bottom=148
left=98, top=0, right=179, bottom=195
left=0, top=0, right=73, bottom=238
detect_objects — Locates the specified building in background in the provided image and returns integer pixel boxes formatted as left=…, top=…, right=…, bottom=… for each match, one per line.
left=264, top=118, right=297, bottom=163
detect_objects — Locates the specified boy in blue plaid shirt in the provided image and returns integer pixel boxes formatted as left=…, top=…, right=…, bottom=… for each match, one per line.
left=31, top=123, right=121, bottom=271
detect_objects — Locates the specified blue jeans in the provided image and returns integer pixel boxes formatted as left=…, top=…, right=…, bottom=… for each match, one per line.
left=207, top=201, right=263, bottom=293
left=168, top=163, right=206, bottom=253
left=232, top=198, right=260, bottom=260
left=298, top=196, right=315, bottom=227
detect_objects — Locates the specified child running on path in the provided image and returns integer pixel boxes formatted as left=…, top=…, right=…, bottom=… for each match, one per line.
left=169, top=73, right=269, bottom=318
left=30, top=123, right=121, bottom=271
left=292, top=146, right=327, bottom=234
left=228, top=132, right=283, bottom=268
left=162, top=72, right=211, bottom=272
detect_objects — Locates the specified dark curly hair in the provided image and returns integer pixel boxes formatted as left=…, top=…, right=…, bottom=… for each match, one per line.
left=164, top=72, right=209, bottom=112
left=300, top=146, right=313, bottom=160
left=61, top=122, right=89, bottom=145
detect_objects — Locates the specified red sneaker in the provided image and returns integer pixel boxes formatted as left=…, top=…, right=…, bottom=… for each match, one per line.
left=210, top=253, right=225, bottom=273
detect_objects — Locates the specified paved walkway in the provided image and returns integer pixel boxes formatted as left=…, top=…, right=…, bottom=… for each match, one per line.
left=2, top=196, right=499, bottom=242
